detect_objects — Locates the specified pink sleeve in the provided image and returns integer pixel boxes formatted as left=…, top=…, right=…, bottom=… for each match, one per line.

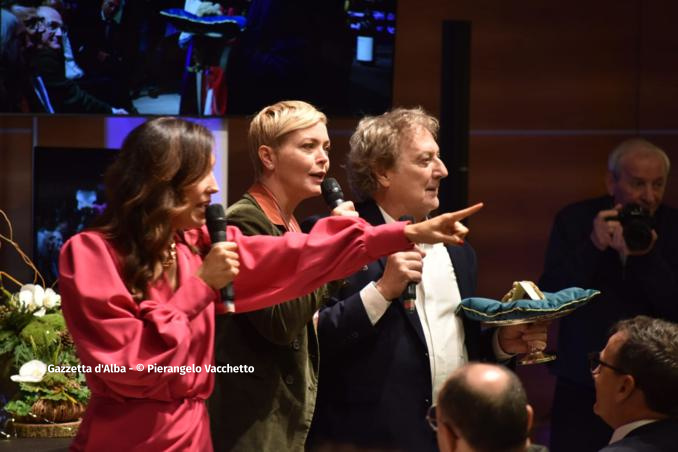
left=226, top=216, right=412, bottom=313
left=58, top=232, right=215, bottom=395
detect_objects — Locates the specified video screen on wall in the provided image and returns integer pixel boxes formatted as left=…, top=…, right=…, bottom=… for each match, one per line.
left=33, top=146, right=117, bottom=288
left=2, top=0, right=396, bottom=117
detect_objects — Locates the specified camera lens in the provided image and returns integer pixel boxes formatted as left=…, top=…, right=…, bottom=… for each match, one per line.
left=623, top=219, right=653, bottom=251
left=618, top=203, right=654, bottom=252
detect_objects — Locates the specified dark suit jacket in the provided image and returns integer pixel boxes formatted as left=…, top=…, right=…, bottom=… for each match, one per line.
left=309, top=199, right=494, bottom=452
left=599, top=419, right=678, bottom=451
left=28, top=48, right=112, bottom=113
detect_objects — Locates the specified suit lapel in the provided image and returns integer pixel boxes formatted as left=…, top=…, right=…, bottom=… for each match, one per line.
left=357, top=200, right=427, bottom=345
left=447, top=245, right=471, bottom=298
left=356, top=200, right=388, bottom=272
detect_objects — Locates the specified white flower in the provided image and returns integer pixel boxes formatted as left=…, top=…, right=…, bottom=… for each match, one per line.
left=43, top=288, right=61, bottom=309
left=33, top=308, right=46, bottom=317
left=17, top=284, right=46, bottom=310
left=10, top=360, right=47, bottom=383
left=14, top=285, right=59, bottom=312
left=17, top=285, right=35, bottom=310
left=31, top=285, right=45, bottom=308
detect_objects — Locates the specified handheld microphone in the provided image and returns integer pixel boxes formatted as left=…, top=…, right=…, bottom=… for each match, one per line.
left=398, top=215, right=417, bottom=313
left=205, top=204, right=235, bottom=313
left=321, top=177, right=345, bottom=209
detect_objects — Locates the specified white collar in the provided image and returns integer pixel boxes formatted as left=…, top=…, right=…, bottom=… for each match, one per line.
left=377, top=204, right=397, bottom=225
left=376, top=205, right=429, bottom=226
left=609, top=419, right=658, bottom=444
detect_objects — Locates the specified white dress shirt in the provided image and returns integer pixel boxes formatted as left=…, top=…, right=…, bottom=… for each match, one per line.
left=359, top=207, right=466, bottom=400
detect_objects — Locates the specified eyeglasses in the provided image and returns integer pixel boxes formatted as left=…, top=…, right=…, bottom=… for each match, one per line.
left=427, top=405, right=461, bottom=439
left=588, top=351, right=627, bottom=375
left=44, top=21, right=66, bottom=32
left=23, top=16, right=46, bottom=33
left=426, top=405, right=439, bottom=431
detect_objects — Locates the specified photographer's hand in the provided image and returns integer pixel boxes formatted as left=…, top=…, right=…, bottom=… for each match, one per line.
left=591, top=206, right=622, bottom=251
left=614, top=229, right=658, bottom=257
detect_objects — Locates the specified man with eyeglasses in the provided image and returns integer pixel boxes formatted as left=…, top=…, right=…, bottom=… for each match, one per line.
left=9, top=4, right=45, bottom=50
left=11, top=3, right=127, bottom=114
left=429, top=363, right=547, bottom=452
left=36, top=5, right=64, bottom=51
left=539, top=139, right=678, bottom=452
left=591, top=315, right=678, bottom=452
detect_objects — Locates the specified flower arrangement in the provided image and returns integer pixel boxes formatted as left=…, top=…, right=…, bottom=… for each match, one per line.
left=0, top=283, right=89, bottom=423
left=0, top=210, right=89, bottom=436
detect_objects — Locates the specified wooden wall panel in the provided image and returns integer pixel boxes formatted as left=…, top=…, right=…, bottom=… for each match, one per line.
left=638, top=0, right=678, bottom=129
left=36, top=116, right=105, bottom=148
left=0, top=121, right=35, bottom=285
left=468, top=135, right=611, bottom=297
left=468, top=134, right=678, bottom=296
left=226, top=116, right=253, bottom=206
left=395, top=0, right=639, bottom=129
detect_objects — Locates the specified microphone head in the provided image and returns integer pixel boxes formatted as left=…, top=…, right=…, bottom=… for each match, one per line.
left=321, top=177, right=345, bottom=208
left=206, top=204, right=228, bottom=244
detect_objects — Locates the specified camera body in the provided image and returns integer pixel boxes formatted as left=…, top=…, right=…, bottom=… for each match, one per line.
left=610, top=203, right=655, bottom=252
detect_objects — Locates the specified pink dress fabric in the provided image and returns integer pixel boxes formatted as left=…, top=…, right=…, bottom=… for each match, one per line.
left=58, top=217, right=411, bottom=451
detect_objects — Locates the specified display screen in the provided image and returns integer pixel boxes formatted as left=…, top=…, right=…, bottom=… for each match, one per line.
left=33, top=146, right=117, bottom=288
left=2, top=0, right=396, bottom=116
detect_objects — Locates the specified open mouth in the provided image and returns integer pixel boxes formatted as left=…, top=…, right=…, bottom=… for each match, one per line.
left=309, top=172, right=326, bottom=183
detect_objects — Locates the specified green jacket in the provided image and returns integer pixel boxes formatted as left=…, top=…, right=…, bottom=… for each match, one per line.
left=209, top=194, right=330, bottom=452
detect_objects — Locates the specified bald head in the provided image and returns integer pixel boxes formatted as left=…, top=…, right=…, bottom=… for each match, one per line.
left=437, top=363, right=531, bottom=452
left=462, top=363, right=512, bottom=395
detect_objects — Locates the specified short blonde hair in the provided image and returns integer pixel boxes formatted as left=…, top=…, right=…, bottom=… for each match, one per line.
left=347, top=107, right=439, bottom=201
left=248, top=100, right=327, bottom=178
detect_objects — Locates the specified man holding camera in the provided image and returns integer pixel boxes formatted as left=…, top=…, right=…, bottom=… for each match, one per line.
left=539, top=138, right=678, bottom=452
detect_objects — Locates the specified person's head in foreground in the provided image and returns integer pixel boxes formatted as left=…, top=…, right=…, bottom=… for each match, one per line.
left=591, top=315, right=678, bottom=430
left=432, top=363, right=534, bottom=452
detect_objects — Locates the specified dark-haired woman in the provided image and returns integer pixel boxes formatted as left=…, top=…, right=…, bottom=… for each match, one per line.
left=58, top=117, right=481, bottom=451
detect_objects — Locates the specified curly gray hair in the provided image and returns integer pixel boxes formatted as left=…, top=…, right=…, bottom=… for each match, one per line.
left=347, top=107, right=438, bottom=201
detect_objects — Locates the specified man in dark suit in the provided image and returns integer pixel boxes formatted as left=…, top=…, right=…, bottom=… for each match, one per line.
left=593, top=316, right=678, bottom=451
left=434, top=363, right=548, bottom=452
left=309, top=107, right=547, bottom=452
left=539, top=138, right=678, bottom=452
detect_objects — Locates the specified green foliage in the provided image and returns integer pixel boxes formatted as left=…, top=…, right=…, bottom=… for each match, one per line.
left=12, top=342, right=35, bottom=369
left=0, top=289, right=89, bottom=420
left=0, top=307, right=35, bottom=339
left=3, top=398, right=37, bottom=417
left=0, top=330, right=19, bottom=356
left=20, top=314, right=65, bottom=349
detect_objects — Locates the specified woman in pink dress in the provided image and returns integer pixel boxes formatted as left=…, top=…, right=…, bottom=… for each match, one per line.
left=58, top=117, right=481, bottom=451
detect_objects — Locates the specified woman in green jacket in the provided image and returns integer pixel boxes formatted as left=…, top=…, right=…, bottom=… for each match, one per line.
left=209, top=100, right=350, bottom=451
